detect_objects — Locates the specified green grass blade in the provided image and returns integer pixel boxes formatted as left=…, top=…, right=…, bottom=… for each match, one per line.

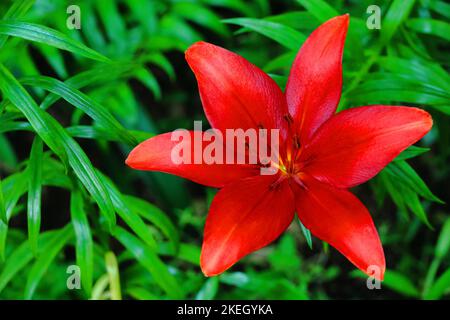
left=70, top=189, right=94, bottom=296
left=0, top=230, right=58, bottom=294
left=425, top=268, right=450, bottom=299
left=0, top=176, right=6, bottom=223
left=0, top=21, right=110, bottom=62
left=386, top=161, right=443, bottom=203
left=124, top=195, right=180, bottom=251
left=27, top=136, right=43, bottom=255
left=395, top=146, right=430, bottom=161
left=0, top=64, right=116, bottom=229
left=407, top=18, right=450, bottom=41
left=296, top=0, right=338, bottom=22
left=40, top=62, right=139, bottom=110
left=24, top=224, right=73, bottom=299
left=105, top=251, right=122, bottom=300
left=223, top=18, right=305, bottom=50
left=296, top=216, right=313, bottom=249
left=0, top=0, right=35, bottom=48
left=21, top=75, right=137, bottom=145
left=98, top=173, right=157, bottom=250
left=113, top=226, right=183, bottom=299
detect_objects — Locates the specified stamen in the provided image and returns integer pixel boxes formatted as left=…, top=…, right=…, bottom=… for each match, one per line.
left=293, top=134, right=301, bottom=149
left=283, top=113, right=294, bottom=125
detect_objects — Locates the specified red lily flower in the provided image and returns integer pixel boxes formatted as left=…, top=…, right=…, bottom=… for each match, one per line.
left=126, top=14, right=432, bottom=280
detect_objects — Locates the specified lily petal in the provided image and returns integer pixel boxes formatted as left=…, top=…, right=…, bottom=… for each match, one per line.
left=201, top=174, right=295, bottom=276
left=126, top=131, right=259, bottom=188
left=285, top=14, right=349, bottom=144
left=301, top=106, right=432, bottom=188
left=185, top=41, right=288, bottom=136
left=293, top=175, right=385, bottom=280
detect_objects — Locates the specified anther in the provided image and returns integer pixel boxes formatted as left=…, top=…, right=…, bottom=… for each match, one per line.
left=283, top=113, right=294, bottom=125
left=293, top=134, right=301, bottom=149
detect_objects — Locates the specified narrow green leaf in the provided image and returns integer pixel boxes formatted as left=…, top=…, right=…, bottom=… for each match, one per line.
left=435, top=218, right=450, bottom=260
left=395, top=146, right=430, bottom=161
left=142, top=53, right=175, bottom=81
left=0, top=64, right=116, bottom=229
left=196, top=277, right=219, bottom=300
left=70, top=189, right=94, bottom=296
left=113, top=226, right=183, bottom=299
left=126, top=287, right=159, bottom=300
left=426, top=0, right=450, bottom=19
left=223, top=18, right=305, bottom=50
left=296, top=216, right=312, bottom=249
left=24, top=224, right=73, bottom=299
left=425, top=268, right=450, bottom=299
left=98, top=173, right=157, bottom=250
left=296, top=0, right=338, bottom=22
left=91, top=274, right=109, bottom=300
left=0, top=176, right=6, bottom=223
left=27, top=136, right=43, bottom=255
left=0, top=0, right=35, bottom=48
left=173, top=3, right=229, bottom=36
left=21, top=75, right=137, bottom=145
left=124, top=195, right=179, bottom=252
left=0, top=230, right=58, bottom=293
left=40, top=62, right=139, bottom=110
left=0, top=21, right=110, bottom=62
left=105, top=251, right=122, bottom=300
left=383, top=271, right=420, bottom=297
left=135, top=68, right=161, bottom=100
left=386, top=161, right=443, bottom=203
left=407, top=18, right=450, bottom=41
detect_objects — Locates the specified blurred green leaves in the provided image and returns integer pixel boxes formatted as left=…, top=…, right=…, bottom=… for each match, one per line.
left=0, top=0, right=448, bottom=300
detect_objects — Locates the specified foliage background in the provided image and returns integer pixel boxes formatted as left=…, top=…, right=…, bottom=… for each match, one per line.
left=0, top=0, right=449, bottom=300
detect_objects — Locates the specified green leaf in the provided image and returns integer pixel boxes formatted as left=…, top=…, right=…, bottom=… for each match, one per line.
left=0, top=230, right=58, bottom=293
left=98, top=173, right=157, bottom=250
left=407, top=18, right=450, bottom=41
left=70, top=189, right=94, bottom=296
left=27, top=136, right=43, bottom=255
left=0, top=176, right=6, bottom=224
left=196, top=277, right=219, bottom=300
left=0, top=64, right=116, bottom=230
left=105, top=251, right=122, bottom=300
left=263, top=52, right=296, bottom=73
left=383, top=270, right=420, bottom=298
left=223, top=18, right=305, bottom=50
left=143, top=53, right=175, bottom=81
left=425, top=0, right=450, bottom=19
left=20, top=75, right=137, bottom=145
left=173, top=3, right=229, bottom=36
left=381, top=0, right=416, bottom=45
left=124, top=195, right=179, bottom=252
left=296, top=216, right=312, bottom=249
left=425, top=268, right=450, bottom=299
left=402, top=187, right=432, bottom=228
left=24, top=224, right=73, bottom=299
left=435, top=218, right=450, bottom=260
left=0, top=0, right=35, bottom=48
left=135, top=68, right=161, bottom=100
left=113, top=226, right=183, bottom=299
left=126, top=287, right=159, bottom=300
left=395, top=146, right=430, bottom=161
left=385, top=161, right=443, bottom=203
left=296, top=0, right=338, bottom=22
left=202, top=0, right=254, bottom=17
left=0, top=21, right=110, bottom=62
left=37, top=45, right=68, bottom=78
left=40, top=62, right=139, bottom=110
